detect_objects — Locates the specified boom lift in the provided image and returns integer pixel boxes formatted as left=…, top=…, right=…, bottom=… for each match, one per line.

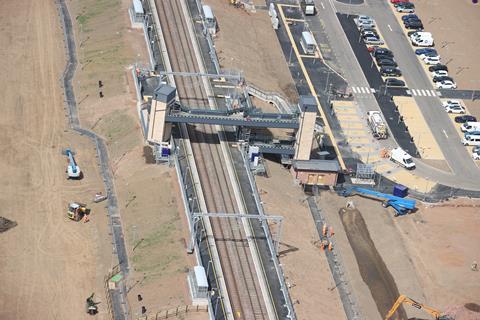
left=63, top=148, right=82, bottom=179
left=338, top=186, right=416, bottom=216
left=385, top=295, right=453, bottom=320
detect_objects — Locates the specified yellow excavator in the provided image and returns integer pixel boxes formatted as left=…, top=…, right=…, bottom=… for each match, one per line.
left=385, top=295, right=453, bottom=320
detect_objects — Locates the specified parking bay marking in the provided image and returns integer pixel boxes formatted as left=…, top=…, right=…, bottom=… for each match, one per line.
left=387, top=24, right=392, bottom=31
left=443, top=129, right=449, bottom=138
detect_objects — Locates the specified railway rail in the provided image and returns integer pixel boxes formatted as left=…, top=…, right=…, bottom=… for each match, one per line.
left=155, top=0, right=271, bottom=319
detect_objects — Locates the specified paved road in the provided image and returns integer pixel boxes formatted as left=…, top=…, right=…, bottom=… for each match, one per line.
left=332, top=0, right=480, bottom=182
left=309, top=0, right=480, bottom=189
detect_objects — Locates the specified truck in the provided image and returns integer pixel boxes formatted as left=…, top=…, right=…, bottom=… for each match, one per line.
left=367, top=111, right=388, bottom=139
left=390, top=147, right=416, bottom=170
left=301, top=0, right=316, bottom=15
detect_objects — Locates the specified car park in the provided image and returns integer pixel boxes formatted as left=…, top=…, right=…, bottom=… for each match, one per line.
left=385, top=78, right=405, bottom=87
left=380, top=66, right=402, bottom=77
left=378, top=59, right=398, bottom=67
left=415, top=48, right=437, bottom=56
left=364, top=37, right=384, bottom=45
left=423, top=56, right=441, bottom=65
left=455, top=115, right=477, bottom=123
left=429, top=64, right=448, bottom=72
left=445, top=105, right=465, bottom=114
left=433, top=76, right=454, bottom=83
left=436, top=80, right=457, bottom=89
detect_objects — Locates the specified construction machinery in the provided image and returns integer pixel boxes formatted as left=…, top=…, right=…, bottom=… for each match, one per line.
left=86, top=293, right=99, bottom=315
left=385, top=295, right=453, bottom=319
left=367, top=111, right=388, bottom=139
left=63, top=148, right=82, bottom=179
left=338, top=186, right=416, bottom=216
left=67, top=202, right=89, bottom=221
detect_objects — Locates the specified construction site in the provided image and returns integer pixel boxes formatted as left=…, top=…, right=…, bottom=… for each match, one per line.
left=0, top=0, right=479, bottom=320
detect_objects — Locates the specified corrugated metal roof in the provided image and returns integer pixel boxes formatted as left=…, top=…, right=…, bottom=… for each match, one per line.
left=293, top=159, right=340, bottom=172
left=133, top=0, right=144, bottom=14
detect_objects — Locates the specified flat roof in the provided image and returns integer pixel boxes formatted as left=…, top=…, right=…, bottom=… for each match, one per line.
left=133, top=0, right=144, bottom=14
left=293, top=159, right=340, bottom=172
left=194, top=266, right=208, bottom=288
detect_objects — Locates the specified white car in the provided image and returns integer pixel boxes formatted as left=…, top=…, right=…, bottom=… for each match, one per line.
left=364, top=37, right=384, bottom=45
left=431, top=70, right=448, bottom=77
left=473, top=151, right=480, bottom=160
left=445, top=105, right=465, bottom=114
left=421, top=53, right=440, bottom=59
left=423, top=56, right=441, bottom=65
left=436, top=80, right=457, bottom=89
left=442, top=99, right=461, bottom=107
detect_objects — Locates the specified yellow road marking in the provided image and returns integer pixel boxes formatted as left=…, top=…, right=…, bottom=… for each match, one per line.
left=278, top=4, right=346, bottom=169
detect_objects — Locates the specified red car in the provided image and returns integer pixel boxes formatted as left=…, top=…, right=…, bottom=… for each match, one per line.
left=391, top=0, right=409, bottom=3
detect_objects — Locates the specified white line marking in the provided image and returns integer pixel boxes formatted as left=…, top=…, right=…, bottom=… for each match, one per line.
left=406, top=89, right=411, bottom=95
left=370, top=88, right=376, bottom=93
left=425, top=90, right=432, bottom=96
left=436, top=91, right=442, bottom=97
left=361, top=87, right=367, bottom=93
left=321, top=2, right=325, bottom=9
left=352, top=87, right=358, bottom=93
left=421, top=89, right=427, bottom=96
left=443, top=129, right=449, bottom=138
left=388, top=24, right=392, bottom=31
left=411, top=89, right=417, bottom=96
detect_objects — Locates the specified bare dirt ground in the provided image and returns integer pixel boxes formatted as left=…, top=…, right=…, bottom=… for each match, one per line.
left=0, top=1, right=112, bottom=319
left=413, top=0, right=480, bottom=117
left=319, top=191, right=480, bottom=320
left=67, top=0, right=207, bottom=318
left=255, top=161, right=346, bottom=320
left=203, top=0, right=299, bottom=103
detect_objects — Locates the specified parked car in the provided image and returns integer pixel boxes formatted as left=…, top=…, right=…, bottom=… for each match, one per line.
left=429, top=64, right=448, bottom=72
left=402, top=14, right=418, bottom=21
left=364, top=37, right=384, bottom=45
left=405, top=20, right=423, bottom=30
left=362, top=32, right=380, bottom=39
left=415, top=48, right=437, bottom=56
left=380, top=66, right=402, bottom=77
left=442, top=100, right=461, bottom=107
left=385, top=78, right=405, bottom=87
left=472, top=150, right=480, bottom=161
left=436, top=80, right=457, bottom=89
left=455, top=115, right=477, bottom=123
left=394, top=1, right=412, bottom=7
left=473, top=145, right=480, bottom=153
left=375, top=54, right=395, bottom=61
left=431, top=70, right=448, bottom=77
left=378, top=59, right=398, bottom=67
left=445, top=105, right=465, bottom=114
left=420, top=52, right=440, bottom=59
left=423, top=56, right=441, bottom=65
left=373, top=47, right=393, bottom=57
left=397, top=4, right=415, bottom=13
left=433, top=76, right=454, bottom=83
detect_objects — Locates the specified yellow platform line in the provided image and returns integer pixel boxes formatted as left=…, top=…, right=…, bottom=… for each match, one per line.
left=278, top=5, right=345, bottom=169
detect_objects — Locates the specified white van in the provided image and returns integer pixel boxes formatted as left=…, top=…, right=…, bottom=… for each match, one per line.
left=412, top=37, right=434, bottom=47
left=461, top=122, right=480, bottom=133
left=462, top=135, right=480, bottom=146
left=390, top=147, right=416, bottom=170
left=300, top=31, right=317, bottom=55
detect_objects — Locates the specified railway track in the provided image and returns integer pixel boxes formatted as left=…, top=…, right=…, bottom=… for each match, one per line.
left=154, top=0, right=270, bottom=319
